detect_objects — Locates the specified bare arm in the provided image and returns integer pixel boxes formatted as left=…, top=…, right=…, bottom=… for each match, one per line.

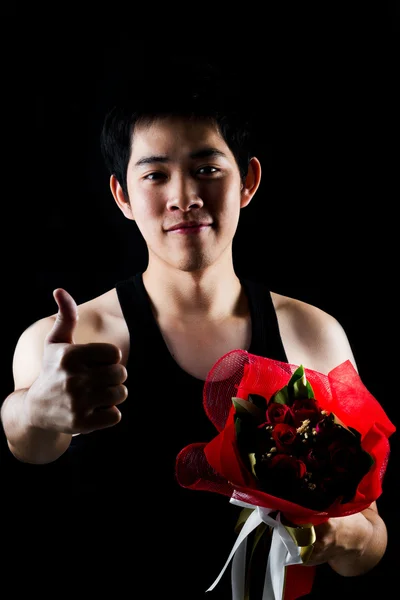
left=2, top=388, right=72, bottom=464
left=275, top=297, right=389, bottom=574
left=1, top=317, right=73, bottom=464
left=1, top=288, right=127, bottom=465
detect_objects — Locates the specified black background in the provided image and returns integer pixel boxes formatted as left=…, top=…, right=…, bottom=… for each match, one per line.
left=2, top=6, right=399, bottom=597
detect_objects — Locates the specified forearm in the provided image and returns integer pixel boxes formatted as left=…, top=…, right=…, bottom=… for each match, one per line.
left=328, top=508, right=388, bottom=577
left=1, top=389, right=72, bottom=464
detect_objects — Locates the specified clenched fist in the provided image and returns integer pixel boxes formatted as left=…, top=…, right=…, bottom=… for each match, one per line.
left=26, top=288, right=128, bottom=435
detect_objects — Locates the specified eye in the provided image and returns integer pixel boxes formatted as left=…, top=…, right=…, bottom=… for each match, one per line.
left=143, top=172, right=167, bottom=181
left=197, top=166, right=220, bottom=176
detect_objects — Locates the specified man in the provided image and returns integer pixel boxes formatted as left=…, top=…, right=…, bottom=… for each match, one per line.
left=1, top=61, right=387, bottom=598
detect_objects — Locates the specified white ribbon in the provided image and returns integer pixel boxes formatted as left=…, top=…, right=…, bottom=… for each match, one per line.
left=206, top=498, right=305, bottom=600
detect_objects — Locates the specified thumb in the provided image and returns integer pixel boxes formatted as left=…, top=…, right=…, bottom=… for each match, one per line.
left=46, top=288, right=79, bottom=345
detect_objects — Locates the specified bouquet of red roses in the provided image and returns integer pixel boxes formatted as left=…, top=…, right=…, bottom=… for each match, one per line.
left=175, top=350, right=396, bottom=600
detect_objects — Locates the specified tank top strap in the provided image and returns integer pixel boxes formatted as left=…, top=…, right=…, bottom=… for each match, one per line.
left=241, top=277, right=288, bottom=363
left=115, top=272, right=168, bottom=365
left=115, top=273, right=151, bottom=337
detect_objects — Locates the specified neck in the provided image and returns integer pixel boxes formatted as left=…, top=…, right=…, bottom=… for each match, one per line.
left=142, top=256, right=243, bottom=324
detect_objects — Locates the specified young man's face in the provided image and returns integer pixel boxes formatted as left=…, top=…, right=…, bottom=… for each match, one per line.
left=113, top=116, right=258, bottom=273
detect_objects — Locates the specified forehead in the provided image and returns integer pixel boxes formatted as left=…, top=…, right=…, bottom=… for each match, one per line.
left=129, top=116, right=234, bottom=162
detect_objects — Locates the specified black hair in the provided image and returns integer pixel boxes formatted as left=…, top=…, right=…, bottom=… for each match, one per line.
left=99, top=57, right=254, bottom=199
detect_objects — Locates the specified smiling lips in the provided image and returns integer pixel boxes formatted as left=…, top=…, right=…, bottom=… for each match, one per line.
left=167, top=221, right=212, bottom=233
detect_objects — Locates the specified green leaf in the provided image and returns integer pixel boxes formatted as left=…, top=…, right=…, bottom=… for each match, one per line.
left=348, top=426, right=362, bottom=442
left=248, top=452, right=258, bottom=478
left=288, top=365, right=315, bottom=400
left=270, top=387, right=289, bottom=405
left=269, top=365, right=316, bottom=406
left=331, top=412, right=354, bottom=434
left=234, top=418, right=259, bottom=470
left=234, top=414, right=245, bottom=438
left=364, top=451, right=375, bottom=470
left=248, top=394, right=268, bottom=412
left=232, top=397, right=265, bottom=422
left=292, top=377, right=315, bottom=399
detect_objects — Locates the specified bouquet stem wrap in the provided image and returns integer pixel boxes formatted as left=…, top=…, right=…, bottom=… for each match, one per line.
left=207, top=499, right=317, bottom=600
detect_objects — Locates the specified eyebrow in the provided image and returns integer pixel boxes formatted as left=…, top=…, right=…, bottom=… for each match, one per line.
left=134, top=147, right=228, bottom=168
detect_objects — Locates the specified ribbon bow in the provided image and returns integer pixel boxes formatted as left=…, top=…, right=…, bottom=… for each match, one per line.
left=206, top=498, right=316, bottom=600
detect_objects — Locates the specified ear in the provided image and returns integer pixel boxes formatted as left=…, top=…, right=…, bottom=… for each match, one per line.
left=110, top=175, right=135, bottom=221
left=240, top=157, right=262, bottom=209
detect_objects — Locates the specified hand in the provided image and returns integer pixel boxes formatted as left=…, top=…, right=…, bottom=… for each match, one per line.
left=305, top=512, right=374, bottom=567
left=25, top=288, right=128, bottom=435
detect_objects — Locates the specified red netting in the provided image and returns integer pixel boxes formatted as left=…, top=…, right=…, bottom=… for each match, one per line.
left=203, top=350, right=297, bottom=432
left=176, top=349, right=396, bottom=525
left=175, top=442, right=233, bottom=496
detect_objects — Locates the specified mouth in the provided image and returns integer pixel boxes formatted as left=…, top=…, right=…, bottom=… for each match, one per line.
left=167, top=224, right=212, bottom=235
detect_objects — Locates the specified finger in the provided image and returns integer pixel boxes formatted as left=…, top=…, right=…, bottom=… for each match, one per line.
left=88, top=364, right=128, bottom=387
left=84, top=405, right=122, bottom=432
left=87, top=384, right=128, bottom=409
left=61, top=343, right=123, bottom=370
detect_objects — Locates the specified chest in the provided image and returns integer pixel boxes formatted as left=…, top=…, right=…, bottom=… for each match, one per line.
left=97, top=302, right=252, bottom=381
left=155, top=315, right=252, bottom=381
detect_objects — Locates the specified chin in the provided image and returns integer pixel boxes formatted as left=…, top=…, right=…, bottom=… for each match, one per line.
left=175, top=259, right=212, bottom=273
left=173, top=251, right=216, bottom=273
left=150, top=245, right=219, bottom=273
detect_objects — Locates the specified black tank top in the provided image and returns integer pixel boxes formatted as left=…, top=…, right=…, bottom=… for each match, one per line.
left=112, top=273, right=289, bottom=598
left=114, top=272, right=289, bottom=470
left=107, top=273, right=357, bottom=600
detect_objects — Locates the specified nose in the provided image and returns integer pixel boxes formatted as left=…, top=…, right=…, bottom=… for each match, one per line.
left=166, top=175, right=204, bottom=212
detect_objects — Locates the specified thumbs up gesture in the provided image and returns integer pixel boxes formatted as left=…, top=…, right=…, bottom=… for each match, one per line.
left=26, top=288, right=128, bottom=435
left=46, top=288, right=80, bottom=345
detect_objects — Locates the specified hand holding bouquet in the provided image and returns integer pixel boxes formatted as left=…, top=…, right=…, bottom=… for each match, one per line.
left=175, top=350, right=396, bottom=600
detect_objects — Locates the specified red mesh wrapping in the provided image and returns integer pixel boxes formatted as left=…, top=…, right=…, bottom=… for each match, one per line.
left=176, top=349, right=396, bottom=526
left=175, top=442, right=234, bottom=496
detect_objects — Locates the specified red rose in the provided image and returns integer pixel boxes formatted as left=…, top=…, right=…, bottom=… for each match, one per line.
left=254, top=453, right=307, bottom=496
left=306, top=447, right=328, bottom=472
left=328, top=439, right=363, bottom=474
left=266, top=454, right=307, bottom=480
left=292, top=397, right=322, bottom=427
left=319, top=471, right=357, bottom=505
left=266, top=402, right=294, bottom=425
left=315, top=414, right=336, bottom=438
left=271, top=423, right=297, bottom=452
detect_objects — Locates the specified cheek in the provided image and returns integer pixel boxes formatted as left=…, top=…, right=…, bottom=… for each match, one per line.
left=217, top=189, right=241, bottom=224
left=206, top=176, right=239, bottom=207
left=131, top=187, right=164, bottom=221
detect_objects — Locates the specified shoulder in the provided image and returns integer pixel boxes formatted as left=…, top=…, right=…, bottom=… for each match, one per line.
left=270, top=291, right=357, bottom=374
left=42, top=288, right=119, bottom=339
left=12, top=288, right=128, bottom=388
left=50, top=287, right=127, bottom=348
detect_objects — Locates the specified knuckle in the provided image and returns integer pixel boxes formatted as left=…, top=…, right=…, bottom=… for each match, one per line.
left=69, top=415, right=86, bottom=433
left=59, top=343, right=72, bottom=359
left=107, top=384, right=127, bottom=404
left=112, top=364, right=127, bottom=381
left=354, top=539, right=365, bottom=556
left=58, top=346, right=74, bottom=368
left=68, top=398, right=89, bottom=428
left=64, top=374, right=79, bottom=394
left=108, top=385, right=123, bottom=402
left=68, top=413, right=80, bottom=430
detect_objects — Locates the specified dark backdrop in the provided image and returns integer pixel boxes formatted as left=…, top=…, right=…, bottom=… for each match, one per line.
left=2, top=11, right=398, bottom=596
